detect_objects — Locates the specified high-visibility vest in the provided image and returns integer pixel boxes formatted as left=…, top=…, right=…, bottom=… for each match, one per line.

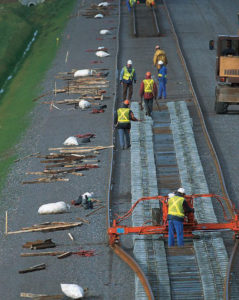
left=123, top=67, right=135, bottom=81
left=168, top=196, right=185, bottom=218
left=143, top=79, right=154, bottom=93
left=129, top=0, right=136, bottom=7
left=117, top=108, right=130, bottom=123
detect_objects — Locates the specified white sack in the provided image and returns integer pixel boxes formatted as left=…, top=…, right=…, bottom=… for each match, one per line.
left=61, top=284, right=84, bottom=299
left=79, top=100, right=91, bottom=109
left=38, top=202, right=70, bottom=215
left=94, top=14, right=104, bottom=18
left=82, top=192, right=94, bottom=200
left=63, top=136, right=79, bottom=146
left=98, top=2, right=109, bottom=7
left=98, top=46, right=105, bottom=49
left=95, top=50, right=109, bottom=57
left=74, top=69, right=93, bottom=77
left=100, top=29, right=111, bottom=35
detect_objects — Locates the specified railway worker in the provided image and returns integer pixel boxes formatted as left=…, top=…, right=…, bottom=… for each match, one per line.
left=158, top=60, right=167, bottom=99
left=114, top=100, right=138, bottom=150
left=139, top=71, right=157, bottom=117
left=146, top=0, right=155, bottom=7
left=153, top=45, right=168, bottom=69
left=127, top=0, right=136, bottom=12
left=120, top=60, right=137, bottom=100
left=167, top=188, right=194, bottom=247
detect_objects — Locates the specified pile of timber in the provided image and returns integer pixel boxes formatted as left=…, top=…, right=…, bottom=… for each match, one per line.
left=23, top=145, right=113, bottom=184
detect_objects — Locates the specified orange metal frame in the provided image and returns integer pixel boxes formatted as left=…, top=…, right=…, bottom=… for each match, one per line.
left=108, top=194, right=239, bottom=245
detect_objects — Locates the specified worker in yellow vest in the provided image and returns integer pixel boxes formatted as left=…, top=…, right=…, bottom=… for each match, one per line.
left=127, top=0, right=136, bottom=12
left=114, top=100, right=138, bottom=150
left=146, top=0, right=155, bottom=7
left=120, top=60, right=137, bottom=100
left=167, top=188, right=194, bottom=247
left=139, top=72, right=157, bottom=117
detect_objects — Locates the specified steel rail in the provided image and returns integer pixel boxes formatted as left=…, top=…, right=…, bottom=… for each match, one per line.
left=152, top=7, right=160, bottom=36
left=162, top=1, right=237, bottom=299
left=106, top=1, right=155, bottom=299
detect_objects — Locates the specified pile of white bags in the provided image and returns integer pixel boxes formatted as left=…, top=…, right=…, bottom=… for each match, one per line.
left=79, top=100, right=91, bottom=109
left=96, top=50, right=109, bottom=57
left=63, top=136, right=79, bottom=146
left=38, top=202, right=70, bottom=215
left=74, top=69, right=95, bottom=77
left=61, top=284, right=84, bottom=299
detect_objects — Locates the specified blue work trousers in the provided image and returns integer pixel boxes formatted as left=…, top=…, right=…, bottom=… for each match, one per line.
left=144, top=98, right=153, bottom=116
left=118, top=128, right=130, bottom=149
left=158, top=79, right=167, bottom=99
left=168, top=219, right=184, bottom=247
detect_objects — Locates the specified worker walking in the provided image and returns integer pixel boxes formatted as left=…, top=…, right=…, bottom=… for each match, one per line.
left=126, top=0, right=136, bottom=12
left=153, top=45, right=168, bottom=68
left=158, top=60, right=167, bottom=99
left=120, top=60, right=137, bottom=100
left=139, top=71, right=157, bottom=117
left=167, top=188, right=194, bottom=247
left=114, top=100, right=138, bottom=150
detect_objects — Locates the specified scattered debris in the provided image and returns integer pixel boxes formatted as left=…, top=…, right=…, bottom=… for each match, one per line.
left=22, top=177, right=69, bottom=184
left=38, top=202, right=70, bottom=215
left=7, top=221, right=82, bottom=235
left=85, top=205, right=105, bottom=217
left=23, top=239, right=56, bottom=250
left=94, top=13, right=104, bottom=18
left=74, top=69, right=95, bottom=77
left=75, top=133, right=95, bottom=139
left=68, top=232, right=74, bottom=241
left=19, top=263, right=46, bottom=274
left=14, top=152, right=40, bottom=163
left=57, top=252, right=72, bottom=259
left=91, top=108, right=105, bottom=113
left=98, top=2, right=110, bottom=7
left=79, top=99, right=91, bottom=109
left=100, top=29, right=111, bottom=34
left=20, top=293, right=63, bottom=299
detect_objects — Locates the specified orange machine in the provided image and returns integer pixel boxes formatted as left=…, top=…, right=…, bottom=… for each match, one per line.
left=108, top=194, right=239, bottom=245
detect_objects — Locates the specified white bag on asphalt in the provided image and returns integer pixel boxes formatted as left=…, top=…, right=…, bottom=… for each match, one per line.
left=98, top=2, right=109, bottom=7
left=74, top=69, right=94, bottom=77
left=79, top=100, right=91, bottom=109
left=38, top=201, right=70, bottom=215
left=63, top=136, right=79, bottom=146
left=82, top=192, right=94, bottom=200
left=61, top=283, right=84, bottom=299
left=96, top=50, right=109, bottom=57
left=100, top=29, right=111, bottom=35
left=94, top=14, right=104, bottom=18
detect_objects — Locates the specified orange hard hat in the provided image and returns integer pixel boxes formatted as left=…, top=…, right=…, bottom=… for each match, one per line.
left=124, top=99, right=130, bottom=105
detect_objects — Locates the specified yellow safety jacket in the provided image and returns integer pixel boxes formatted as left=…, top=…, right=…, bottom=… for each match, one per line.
left=123, top=67, right=135, bottom=81
left=143, top=79, right=154, bottom=93
left=117, top=108, right=130, bottom=123
left=129, top=0, right=136, bottom=7
left=168, top=196, right=185, bottom=218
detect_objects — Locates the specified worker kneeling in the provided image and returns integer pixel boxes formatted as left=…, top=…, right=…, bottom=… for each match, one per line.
left=167, top=188, right=194, bottom=247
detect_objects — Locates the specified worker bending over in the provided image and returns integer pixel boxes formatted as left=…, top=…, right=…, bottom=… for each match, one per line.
left=167, top=188, right=194, bottom=247
left=139, top=72, right=157, bottom=117
left=114, top=100, right=138, bottom=150
left=153, top=45, right=168, bottom=68
left=158, top=60, right=167, bottom=99
left=120, top=60, right=137, bottom=100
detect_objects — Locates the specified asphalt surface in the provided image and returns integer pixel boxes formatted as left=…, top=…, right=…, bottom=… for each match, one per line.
left=0, top=1, right=134, bottom=299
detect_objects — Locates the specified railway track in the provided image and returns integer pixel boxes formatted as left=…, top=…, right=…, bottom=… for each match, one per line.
left=107, top=0, right=239, bottom=299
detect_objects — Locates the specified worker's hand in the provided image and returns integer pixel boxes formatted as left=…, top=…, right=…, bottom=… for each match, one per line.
left=120, top=80, right=122, bottom=85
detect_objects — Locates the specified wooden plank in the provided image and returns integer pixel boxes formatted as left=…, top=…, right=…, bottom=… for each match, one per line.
left=19, top=263, right=46, bottom=274
left=57, top=252, right=72, bottom=259
left=85, top=205, right=105, bottom=217
left=20, top=293, right=63, bottom=299
left=21, top=251, right=65, bottom=257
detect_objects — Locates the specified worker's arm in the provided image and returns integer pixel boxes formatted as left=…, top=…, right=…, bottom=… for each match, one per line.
left=119, top=68, right=124, bottom=82
left=153, top=82, right=158, bottom=99
left=139, top=81, right=144, bottom=98
left=133, top=70, right=137, bottom=83
left=153, top=51, right=158, bottom=66
left=183, top=200, right=194, bottom=213
left=114, top=111, right=118, bottom=125
left=130, top=111, right=138, bottom=121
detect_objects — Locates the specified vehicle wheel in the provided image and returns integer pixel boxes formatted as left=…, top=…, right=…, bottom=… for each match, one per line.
left=215, top=101, right=227, bottom=114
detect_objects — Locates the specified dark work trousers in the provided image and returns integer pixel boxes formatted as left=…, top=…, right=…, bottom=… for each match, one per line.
left=118, top=128, right=130, bottom=149
left=123, top=82, right=133, bottom=100
left=168, top=219, right=184, bottom=247
left=144, top=98, right=153, bottom=116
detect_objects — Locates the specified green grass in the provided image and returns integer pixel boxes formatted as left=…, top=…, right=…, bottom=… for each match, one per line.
left=0, top=0, right=77, bottom=189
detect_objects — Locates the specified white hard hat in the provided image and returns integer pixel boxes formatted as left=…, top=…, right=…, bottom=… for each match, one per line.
left=158, top=60, right=164, bottom=65
left=177, top=188, right=185, bottom=194
left=127, top=59, right=132, bottom=65
left=168, top=193, right=175, bottom=198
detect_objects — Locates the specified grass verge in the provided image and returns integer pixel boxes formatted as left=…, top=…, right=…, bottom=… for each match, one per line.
left=0, top=0, right=77, bottom=189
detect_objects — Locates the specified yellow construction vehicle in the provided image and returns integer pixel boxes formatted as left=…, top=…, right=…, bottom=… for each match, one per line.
left=214, top=36, right=239, bottom=113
